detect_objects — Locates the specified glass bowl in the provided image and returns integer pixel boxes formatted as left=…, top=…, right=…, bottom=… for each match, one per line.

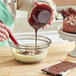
left=8, top=34, right=51, bottom=63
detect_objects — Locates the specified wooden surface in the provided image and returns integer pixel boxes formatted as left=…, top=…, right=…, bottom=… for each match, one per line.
left=0, top=42, right=76, bottom=76
left=53, top=0, right=76, bottom=6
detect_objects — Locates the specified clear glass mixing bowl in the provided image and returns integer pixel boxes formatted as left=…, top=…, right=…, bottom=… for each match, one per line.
left=8, top=34, right=51, bottom=63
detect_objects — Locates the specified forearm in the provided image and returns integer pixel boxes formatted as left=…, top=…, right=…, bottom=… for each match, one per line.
left=17, top=0, right=35, bottom=11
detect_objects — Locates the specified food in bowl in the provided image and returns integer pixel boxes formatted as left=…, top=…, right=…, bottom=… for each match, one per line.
left=11, top=47, right=48, bottom=63
left=9, top=35, right=51, bottom=63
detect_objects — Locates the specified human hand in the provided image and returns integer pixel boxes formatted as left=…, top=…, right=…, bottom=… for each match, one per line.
left=33, top=0, right=56, bottom=29
left=0, top=23, right=11, bottom=42
left=39, top=0, right=56, bottom=29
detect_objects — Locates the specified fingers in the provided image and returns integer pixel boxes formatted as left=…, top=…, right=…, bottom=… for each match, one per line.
left=0, top=27, right=9, bottom=39
left=0, top=38, right=5, bottom=42
left=0, top=23, right=11, bottom=32
left=0, top=33, right=7, bottom=41
left=0, top=23, right=11, bottom=42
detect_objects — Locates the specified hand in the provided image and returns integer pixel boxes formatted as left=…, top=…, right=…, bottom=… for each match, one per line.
left=40, top=0, right=56, bottom=29
left=0, top=23, right=11, bottom=42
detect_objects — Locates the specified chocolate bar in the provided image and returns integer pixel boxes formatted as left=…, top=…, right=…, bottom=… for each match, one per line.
left=41, top=61, right=76, bottom=76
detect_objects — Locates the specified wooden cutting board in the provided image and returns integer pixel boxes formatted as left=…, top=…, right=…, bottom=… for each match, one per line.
left=0, top=42, right=76, bottom=76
